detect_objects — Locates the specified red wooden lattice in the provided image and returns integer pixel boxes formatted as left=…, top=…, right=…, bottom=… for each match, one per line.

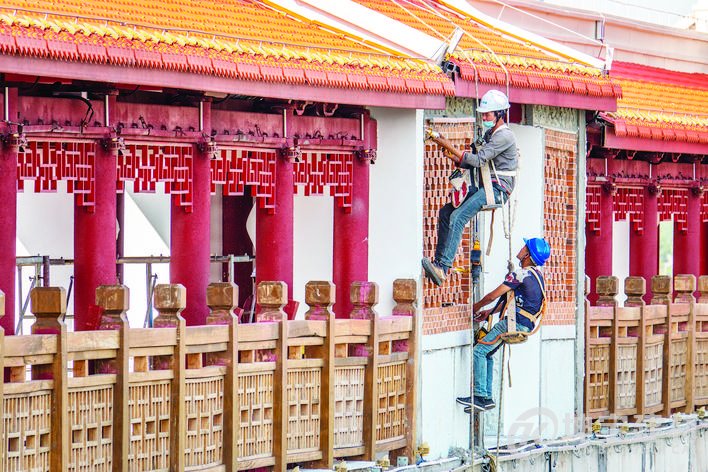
left=210, top=147, right=276, bottom=210
left=17, top=140, right=96, bottom=208
left=659, top=188, right=689, bottom=233
left=117, top=143, right=194, bottom=210
left=293, top=151, right=353, bottom=210
left=585, top=185, right=602, bottom=233
left=613, top=187, right=644, bottom=233
left=703, top=192, right=708, bottom=223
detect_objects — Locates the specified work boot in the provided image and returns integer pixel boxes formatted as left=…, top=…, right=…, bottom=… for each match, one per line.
left=422, top=258, right=447, bottom=286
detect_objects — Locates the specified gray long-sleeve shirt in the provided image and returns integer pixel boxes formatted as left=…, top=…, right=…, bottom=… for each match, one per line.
left=459, top=124, right=518, bottom=194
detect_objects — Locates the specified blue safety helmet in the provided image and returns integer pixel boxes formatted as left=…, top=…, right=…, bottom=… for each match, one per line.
left=523, top=238, right=551, bottom=266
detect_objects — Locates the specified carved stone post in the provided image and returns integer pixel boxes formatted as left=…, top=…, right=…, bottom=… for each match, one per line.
left=674, top=274, right=697, bottom=304
left=257, top=281, right=287, bottom=322
left=206, top=282, right=239, bottom=326
left=153, top=284, right=187, bottom=328
left=651, top=276, right=672, bottom=305
left=624, top=277, right=646, bottom=307
left=699, top=276, right=708, bottom=304
left=596, top=276, right=619, bottom=307
left=304, top=281, right=335, bottom=321
left=350, top=281, right=379, bottom=320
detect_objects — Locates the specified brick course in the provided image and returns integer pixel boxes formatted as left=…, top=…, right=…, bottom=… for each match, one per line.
left=543, top=129, right=578, bottom=325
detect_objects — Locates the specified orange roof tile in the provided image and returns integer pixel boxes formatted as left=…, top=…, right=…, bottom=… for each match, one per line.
left=604, top=63, right=708, bottom=145
left=353, top=0, right=618, bottom=98
left=0, top=0, right=454, bottom=96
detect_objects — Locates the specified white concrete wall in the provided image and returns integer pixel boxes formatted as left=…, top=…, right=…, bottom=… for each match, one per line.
left=613, top=219, right=630, bottom=301
left=292, top=193, right=333, bottom=318
left=368, top=107, right=425, bottom=315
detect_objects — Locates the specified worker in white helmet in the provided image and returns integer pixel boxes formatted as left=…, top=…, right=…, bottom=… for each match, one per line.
left=423, top=89, right=519, bottom=286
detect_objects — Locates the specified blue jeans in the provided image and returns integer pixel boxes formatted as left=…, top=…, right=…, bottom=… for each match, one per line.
left=473, top=319, right=531, bottom=398
left=435, top=183, right=506, bottom=269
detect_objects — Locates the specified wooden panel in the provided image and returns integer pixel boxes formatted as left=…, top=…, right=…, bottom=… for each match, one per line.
left=378, top=317, right=412, bottom=335
left=129, top=328, right=177, bottom=348
left=184, top=376, right=225, bottom=469
left=66, top=331, right=119, bottom=352
left=237, top=371, right=274, bottom=461
left=3, top=392, right=53, bottom=471
left=287, top=320, right=326, bottom=338
left=185, top=325, right=230, bottom=346
left=334, top=320, right=371, bottom=337
left=285, top=368, right=321, bottom=453
left=67, top=386, right=114, bottom=472
left=333, top=366, right=364, bottom=450
left=5, top=334, right=57, bottom=357
left=238, top=323, right=279, bottom=343
left=376, top=362, right=406, bottom=442
left=128, top=381, right=171, bottom=471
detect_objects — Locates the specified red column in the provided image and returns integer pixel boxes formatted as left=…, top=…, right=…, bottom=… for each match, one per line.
left=673, top=189, right=702, bottom=281
left=74, top=140, right=118, bottom=331
left=0, top=87, right=18, bottom=334
left=255, top=155, right=294, bottom=301
left=333, top=115, right=375, bottom=317
left=586, top=184, right=613, bottom=304
left=702, top=221, right=708, bottom=277
left=171, top=100, right=211, bottom=326
left=629, top=185, right=659, bottom=303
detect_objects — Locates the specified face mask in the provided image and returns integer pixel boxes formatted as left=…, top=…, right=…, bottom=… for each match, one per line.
left=482, top=120, right=496, bottom=129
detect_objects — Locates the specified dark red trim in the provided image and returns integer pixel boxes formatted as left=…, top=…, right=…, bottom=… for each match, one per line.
left=604, top=126, right=708, bottom=155
left=0, top=55, right=447, bottom=110
left=454, top=78, right=617, bottom=111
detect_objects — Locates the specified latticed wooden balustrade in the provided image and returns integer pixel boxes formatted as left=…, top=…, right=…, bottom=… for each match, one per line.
left=585, top=274, right=708, bottom=423
left=0, top=278, right=419, bottom=472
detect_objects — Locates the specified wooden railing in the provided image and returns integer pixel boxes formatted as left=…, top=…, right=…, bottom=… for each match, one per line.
left=0, top=278, right=419, bottom=472
left=585, top=274, right=708, bottom=422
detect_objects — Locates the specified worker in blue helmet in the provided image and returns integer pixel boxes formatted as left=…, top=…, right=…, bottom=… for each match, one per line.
left=457, top=237, right=551, bottom=412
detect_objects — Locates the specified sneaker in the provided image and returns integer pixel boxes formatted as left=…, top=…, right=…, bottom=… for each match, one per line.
left=456, top=396, right=472, bottom=406
left=473, top=396, right=495, bottom=411
left=422, top=258, right=447, bottom=286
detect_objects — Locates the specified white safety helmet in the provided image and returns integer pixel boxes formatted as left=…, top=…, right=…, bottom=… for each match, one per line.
left=477, top=90, right=510, bottom=113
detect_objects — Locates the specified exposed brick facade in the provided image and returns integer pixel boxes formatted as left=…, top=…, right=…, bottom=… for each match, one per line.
left=543, top=129, right=578, bottom=325
left=422, top=119, right=473, bottom=335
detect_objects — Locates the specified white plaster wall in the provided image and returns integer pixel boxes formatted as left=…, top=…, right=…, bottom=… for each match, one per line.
left=210, top=192, right=223, bottom=283
left=368, top=107, right=424, bottom=315
left=613, top=219, right=630, bottom=301
left=293, top=193, right=333, bottom=318
left=421, top=332, right=474, bottom=458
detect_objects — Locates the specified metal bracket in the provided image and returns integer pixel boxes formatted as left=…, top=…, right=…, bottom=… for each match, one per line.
left=356, top=148, right=376, bottom=164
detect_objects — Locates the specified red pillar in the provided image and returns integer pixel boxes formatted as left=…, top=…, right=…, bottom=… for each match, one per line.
left=333, top=115, right=375, bottom=317
left=171, top=100, right=211, bottom=326
left=629, top=185, right=659, bottom=303
left=0, top=87, right=18, bottom=334
left=255, top=155, right=294, bottom=303
left=673, top=189, right=702, bottom=281
left=586, top=184, right=613, bottom=304
left=702, top=221, right=708, bottom=277
left=74, top=94, right=119, bottom=331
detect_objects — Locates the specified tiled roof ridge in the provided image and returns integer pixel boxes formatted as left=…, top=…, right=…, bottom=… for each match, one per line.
left=0, top=10, right=440, bottom=72
left=0, top=22, right=455, bottom=96
left=612, top=61, right=708, bottom=90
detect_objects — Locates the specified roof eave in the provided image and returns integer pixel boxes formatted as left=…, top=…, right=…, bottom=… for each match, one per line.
left=454, top=77, right=617, bottom=111
left=604, top=126, right=708, bottom=155
left=0, top=55, right=447, bottom=110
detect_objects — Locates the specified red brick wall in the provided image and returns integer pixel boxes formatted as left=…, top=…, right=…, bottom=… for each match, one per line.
left=543, top=129, right=578, bottom=325
left=422, top=119, right=473, bottom=335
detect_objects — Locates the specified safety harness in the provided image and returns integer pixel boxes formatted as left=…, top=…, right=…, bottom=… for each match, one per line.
left=476, top=266, right=546, bottom=346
